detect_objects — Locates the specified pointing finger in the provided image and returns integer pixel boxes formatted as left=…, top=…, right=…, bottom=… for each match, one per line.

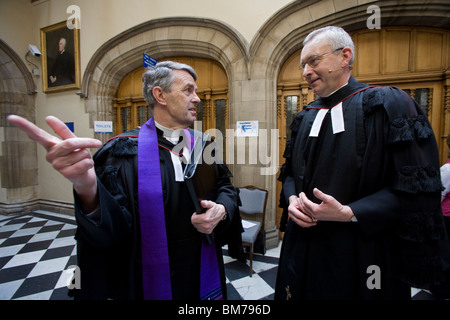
left=8, top=115, right=102, bottom=153
left=7, top=115, right=61, bottom=150
left=46, top=115, right=76, bottom=140
left=44, top=116, right=102, bottom=150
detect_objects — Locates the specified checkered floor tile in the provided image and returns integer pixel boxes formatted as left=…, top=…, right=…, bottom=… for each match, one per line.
left=0, top=210, right=438, bottom=300
left=0, top=210, right=278, bottom=300
left=224, top=245, right=279, bottom=300
left=0, top=211, right=77, bottom=300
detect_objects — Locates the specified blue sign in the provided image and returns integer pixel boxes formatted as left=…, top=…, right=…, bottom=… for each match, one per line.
left=65, top=122, right=74, bottom=132
left=143, top=53, right=158, bottom=68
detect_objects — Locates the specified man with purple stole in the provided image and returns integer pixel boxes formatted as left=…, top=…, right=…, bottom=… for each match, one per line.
left=8, top=61, right=243, bottom=300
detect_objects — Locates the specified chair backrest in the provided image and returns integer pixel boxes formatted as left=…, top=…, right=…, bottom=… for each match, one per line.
left=238, top=185, right=268, bottom=227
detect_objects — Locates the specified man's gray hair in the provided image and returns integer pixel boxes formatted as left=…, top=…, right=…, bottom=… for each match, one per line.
left=303, top=26, right=355, bottom=67
left=142, top=61, right=198, bottom=107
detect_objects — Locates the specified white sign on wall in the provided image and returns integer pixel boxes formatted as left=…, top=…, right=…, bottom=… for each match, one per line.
left=236, top=120, right=258, bottom=137
left=94, top=121, right=113, bottom=133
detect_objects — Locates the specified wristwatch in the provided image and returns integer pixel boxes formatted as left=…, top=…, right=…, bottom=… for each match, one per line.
left=350, top=214, right=358, bottom=222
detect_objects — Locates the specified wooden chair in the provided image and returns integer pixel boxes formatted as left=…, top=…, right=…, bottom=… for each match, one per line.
left=238, top=185, right=268, bottom=277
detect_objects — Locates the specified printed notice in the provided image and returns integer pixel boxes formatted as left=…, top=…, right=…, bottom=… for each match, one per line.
left=94, top=121, right=113, bottom=133
left=236, top=121, right=258, bottom=137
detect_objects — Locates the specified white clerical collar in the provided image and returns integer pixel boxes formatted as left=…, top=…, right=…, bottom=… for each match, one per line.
left=309, top=83, right=348, bottom=137
left=154, top=121, right=185, bottom=145
left=154, top=120, right=190, bottom=182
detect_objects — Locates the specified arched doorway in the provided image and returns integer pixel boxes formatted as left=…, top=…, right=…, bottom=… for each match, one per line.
left=113, top=57, right=229, bottom=155
left=0, top=39, right=38, bottom=214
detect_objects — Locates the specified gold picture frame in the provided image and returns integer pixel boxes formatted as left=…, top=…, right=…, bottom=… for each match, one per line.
left=40, top=21, right=80, bottom=93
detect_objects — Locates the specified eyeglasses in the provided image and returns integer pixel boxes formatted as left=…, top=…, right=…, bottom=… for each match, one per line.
left=300, top=47, right=344, bottom=70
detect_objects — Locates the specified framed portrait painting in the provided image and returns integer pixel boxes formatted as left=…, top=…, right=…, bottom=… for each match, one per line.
left=40, top=21, right=80, bottom=93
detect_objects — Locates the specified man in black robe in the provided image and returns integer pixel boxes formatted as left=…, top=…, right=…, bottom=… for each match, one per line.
left=275, top=26, right=450, bottom=300
left=8, top=61, right=243, bottom=300
left=49, top=37, right=75, bottom=87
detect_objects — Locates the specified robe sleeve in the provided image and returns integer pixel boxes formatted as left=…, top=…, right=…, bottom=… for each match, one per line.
left=73, top=135, right=137, bottom=250
left=201, top=146, right=244, bottom=261
left=74, top=178, right=133, bottom=250
left=278, top=114, right=304, bottom=231
left=213, top=161, right=243, bottom=239
left=215, top=164, right=239, bottom=221
left=362, top=86, right=450, bottom=287
left=203, top=137, right=240, bottom=228
left=280, top=117, right=301, bottom=203
left=348, top=187, right=401, bottom=238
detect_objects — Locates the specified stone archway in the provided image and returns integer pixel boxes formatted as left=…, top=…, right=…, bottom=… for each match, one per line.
left=0, top=39, right=38, bottom=214
left=79, top=17, right=249, bottom=143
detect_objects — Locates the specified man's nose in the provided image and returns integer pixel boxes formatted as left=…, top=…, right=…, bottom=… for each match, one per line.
left=302, top=64, right=312, bottom=77
left=192, top=92, right=201, bottom=103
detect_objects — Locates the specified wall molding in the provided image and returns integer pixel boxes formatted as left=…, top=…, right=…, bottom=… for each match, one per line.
left=0, top=199, right=74, bottom=217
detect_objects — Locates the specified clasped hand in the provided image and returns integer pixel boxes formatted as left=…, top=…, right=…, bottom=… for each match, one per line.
left=191, top=200, right=226, bottom=234
left=288, top=188, right=354, bottom=228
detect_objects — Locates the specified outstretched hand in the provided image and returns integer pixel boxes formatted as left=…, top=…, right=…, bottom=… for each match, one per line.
left=8, top=115, right=102, bottom=212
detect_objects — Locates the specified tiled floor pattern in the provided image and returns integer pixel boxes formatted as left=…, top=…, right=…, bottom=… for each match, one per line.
left=0, top=210, right=278, bottom=300
left=0, top=210, right=437, bottom=300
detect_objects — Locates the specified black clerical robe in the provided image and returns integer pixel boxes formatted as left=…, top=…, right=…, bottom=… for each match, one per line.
left=276, top=77, right=450, bottom=300
left=70, top=127, right=243, bottom=300
left=49, top=50, right=74, bottom=87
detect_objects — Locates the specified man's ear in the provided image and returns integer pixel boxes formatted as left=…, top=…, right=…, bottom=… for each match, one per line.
left=152, top=86, right=167, bottom=106
left=341, top=47, right=353, bottom=68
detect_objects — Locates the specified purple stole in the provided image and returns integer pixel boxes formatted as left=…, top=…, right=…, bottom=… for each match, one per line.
left=138, top=117, right=223, bottom=300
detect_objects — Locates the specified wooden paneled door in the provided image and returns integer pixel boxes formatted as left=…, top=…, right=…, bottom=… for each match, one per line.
left=352, top=27, right=450, bottom=165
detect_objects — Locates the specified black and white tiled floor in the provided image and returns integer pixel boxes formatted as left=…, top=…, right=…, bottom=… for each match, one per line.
left=223, top=244, right=279, bottom=300
left=0, top=210, right=438, bottom=300
left=0, top=210, right=279, bottom=300
left=0, top=211, right=78, bottom=300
